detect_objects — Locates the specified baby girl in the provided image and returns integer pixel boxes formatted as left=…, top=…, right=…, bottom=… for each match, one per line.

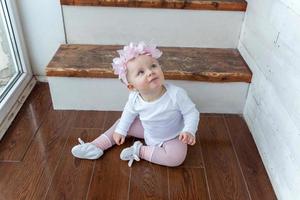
left=72, top=42, right=200, bottom=167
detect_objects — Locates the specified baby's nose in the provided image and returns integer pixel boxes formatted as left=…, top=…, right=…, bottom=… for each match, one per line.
left=147, top=69, right=154, bottom=76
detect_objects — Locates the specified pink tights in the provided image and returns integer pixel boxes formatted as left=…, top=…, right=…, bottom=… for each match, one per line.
left=91, top=117, right=187, bottom=167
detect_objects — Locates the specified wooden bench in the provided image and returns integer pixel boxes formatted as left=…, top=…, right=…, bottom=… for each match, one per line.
left=46, top=44, right=252, bottom=113
left=60, top=0, right=247, bottom=11
left=46, top=44, right=251, bottom=82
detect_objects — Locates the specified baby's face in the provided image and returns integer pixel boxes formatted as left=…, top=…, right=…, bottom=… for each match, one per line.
left=126, top=55, right=165, bottom=93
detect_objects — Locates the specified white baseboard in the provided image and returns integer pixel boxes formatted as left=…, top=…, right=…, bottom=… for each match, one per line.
left=48, top=77, right=249, bottom=113
left=34, top=75, right=48, bottom=82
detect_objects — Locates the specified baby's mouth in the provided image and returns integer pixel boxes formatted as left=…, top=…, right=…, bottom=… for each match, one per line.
left=149, top=77, right=158, bottom=83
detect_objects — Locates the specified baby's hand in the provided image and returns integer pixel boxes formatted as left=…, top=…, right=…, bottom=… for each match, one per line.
left=113, top=132, right=125, bottom=145
left=179, top=132, right=196, bottom=145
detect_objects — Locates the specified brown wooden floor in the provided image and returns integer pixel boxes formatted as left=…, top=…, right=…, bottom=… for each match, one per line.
left=0, top=83, right=277, bottom=200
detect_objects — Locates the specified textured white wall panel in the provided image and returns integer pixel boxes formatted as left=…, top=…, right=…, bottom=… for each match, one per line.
left=239, top=0, right=300, bottom=195
left=278, top=0, right=300, bottom=16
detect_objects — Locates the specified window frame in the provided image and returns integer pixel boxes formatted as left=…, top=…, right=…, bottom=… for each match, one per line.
left=0, top=0, right=34, bottom=139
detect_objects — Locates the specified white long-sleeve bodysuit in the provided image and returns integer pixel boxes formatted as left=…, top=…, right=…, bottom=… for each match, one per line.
left=115, top=83, right=200, bottom=146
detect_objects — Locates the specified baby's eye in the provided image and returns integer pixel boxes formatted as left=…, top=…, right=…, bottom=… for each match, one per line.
left=151, top=64, right=157, bottom=68
left=137, top=70, right=144, bottom=76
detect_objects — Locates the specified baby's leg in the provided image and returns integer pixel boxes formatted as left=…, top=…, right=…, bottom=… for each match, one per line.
left=139, top=138, right=187, bottom=167
left=91, top=117, right=144, bottom=151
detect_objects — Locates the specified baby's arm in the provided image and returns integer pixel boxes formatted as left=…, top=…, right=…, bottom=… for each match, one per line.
left=176, top=88, right=200, bottom=145
left=113, top=110, right=137, bottom=145
left=114, top=93, right=138, bottom=145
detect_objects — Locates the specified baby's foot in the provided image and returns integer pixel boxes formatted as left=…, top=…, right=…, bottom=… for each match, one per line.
left=120, top=141, right=143, bottom=167
left=71, top=138, right=103, bottom=159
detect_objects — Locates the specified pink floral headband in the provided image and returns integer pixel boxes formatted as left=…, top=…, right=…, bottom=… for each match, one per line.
left=112, top=41, right=162, bottom=85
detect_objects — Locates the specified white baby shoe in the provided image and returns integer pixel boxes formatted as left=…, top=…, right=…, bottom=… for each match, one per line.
left=120, top=141, right=143, bottom=167
left=71, top=138, right=103, bottom=160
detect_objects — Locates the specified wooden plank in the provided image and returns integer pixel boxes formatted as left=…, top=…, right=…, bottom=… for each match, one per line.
left=199, top=116, right=250, bottom=199
left=44, top=128, right=98, bottom=200
left=87, top=112, right=131, bottom=200
left=46, top=44, right=252, bottom=83
left=0, top=83, right=51, bottom=161
left=87, top=138, right=132, bottom=200
left=73, top=110, right=106, bottom=129
left=24, top=109, right=77, bottom=200
left=102, top=111, right=121, bottom=130
left=169, top=167, right=210, bottom=200
left=185, top=0, right=247, bottom=11
left=181, top=114, right=221, bottom=168
left=60, top=0, right=247, bottom=11
left=0, top=109, right=75, bottom=199
left=180, top=142, right=203, bottom=168
left=224, top=115, right=277, bottom=199
left=129, top=161, right=169, bottom=200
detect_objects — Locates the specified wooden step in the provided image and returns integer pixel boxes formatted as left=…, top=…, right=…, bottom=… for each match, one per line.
left=60, top=0, right=247, bottom=11
left=46, top=44, right=252, bottom=83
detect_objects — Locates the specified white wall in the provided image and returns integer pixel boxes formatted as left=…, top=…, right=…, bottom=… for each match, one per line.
left=16, top=0, right=65, bottom=76
left=239, top=0, right=300, bottom=199
left=63, top=6, right=244, bottom=48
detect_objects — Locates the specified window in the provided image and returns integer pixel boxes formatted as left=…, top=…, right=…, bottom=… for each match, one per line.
left=0, top=0, right=34, bottom=140
left=0, top=0, right=22, bottom=100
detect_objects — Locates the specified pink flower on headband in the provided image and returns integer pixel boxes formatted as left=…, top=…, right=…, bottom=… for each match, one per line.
left=112, top=42, right=162, bottom=85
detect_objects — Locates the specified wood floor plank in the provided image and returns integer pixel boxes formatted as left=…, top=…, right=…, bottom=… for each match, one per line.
left=224, top=115, right=277, bottom=200
left=102, top=111, right=121, bottom=130
left=129, top=161, right=169, bottom=200
left=0, top=108, right=45, bottom=161
left=44, top=128, right=99, bottom=200
left=22, top=83, right=52, bottom=122
left=87, top=139, right=132, bottom=200
left=0, top=162, right=22, bottom=198
left=199, top=116, right=250, bottom=200
left=87, top=112, right=131, bottom=200
left=0, top=108, right=75, bottom=200
left=73, top=111, right=106, bottom=129
left=169, top=167, right=210, bottom=200
left=180, top=141, right=204, bottom=168
left=0, top=83, right=52, bottom=161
